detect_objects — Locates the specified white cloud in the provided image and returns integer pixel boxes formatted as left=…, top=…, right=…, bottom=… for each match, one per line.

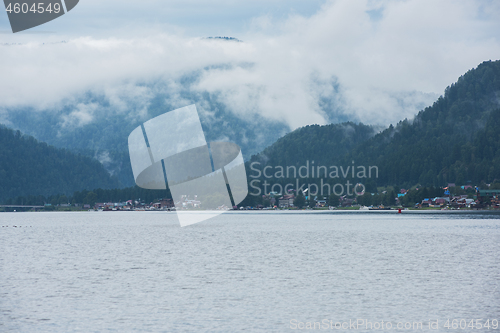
left=0, top=0, right=499, bottom=130
left=60, top=102, right=99, bottom=128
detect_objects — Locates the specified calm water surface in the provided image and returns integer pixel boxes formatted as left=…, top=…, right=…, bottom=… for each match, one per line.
left=1, top=211, right=499, bottom=332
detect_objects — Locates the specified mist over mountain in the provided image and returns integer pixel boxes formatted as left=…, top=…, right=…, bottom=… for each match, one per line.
left=248, top=60, right=500, bottom=190
left=1, top=59, right=499, bottom=204
left=1, top=66, right=355, bottom=187
left=1, top=0, right=499, bottom=193
left=3, top=60, right=499, bottom=199
left=345, top=60, right=500, bottom=188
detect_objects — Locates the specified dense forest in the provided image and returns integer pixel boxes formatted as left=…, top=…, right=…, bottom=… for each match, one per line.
left=343, top=60, right=500, bottom=188
left=0, top=126, right=120, bottom=202
left=248, top=122, right=376, bottom=167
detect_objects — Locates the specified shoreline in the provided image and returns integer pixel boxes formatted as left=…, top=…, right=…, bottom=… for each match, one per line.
left=2, top=209, right=500, bottom=215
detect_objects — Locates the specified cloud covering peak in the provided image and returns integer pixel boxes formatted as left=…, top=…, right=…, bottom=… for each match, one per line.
left=1, top=0, right=499, bottom=129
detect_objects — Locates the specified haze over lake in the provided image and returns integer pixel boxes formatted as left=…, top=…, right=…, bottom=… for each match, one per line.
left=1, top=211, right=499, bottom=332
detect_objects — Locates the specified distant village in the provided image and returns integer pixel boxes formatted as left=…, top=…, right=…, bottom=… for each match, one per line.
left=41, top=183, right=499, bottom=212
left=400, top=184, right=499, bottom=210
left=90, top=196, right=231, bottom=212
left=249, top=184, right=499, bottom=210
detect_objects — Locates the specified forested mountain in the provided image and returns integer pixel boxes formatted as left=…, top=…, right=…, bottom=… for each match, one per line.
left=2, top=61, right=499, bottom=203
left=3, top=93, right=293, bottom=187
left=344, top=60, right=500, bottom=188
left=0, top=126, right=120, bottom=202
left=247, top=60, right=500, bottom=189
left=3, top=66, right=351, bottom=187
left=248, top=122, right=376, bottom=167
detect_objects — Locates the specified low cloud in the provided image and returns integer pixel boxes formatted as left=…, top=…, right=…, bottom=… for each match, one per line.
left=60, top=103, right=99, bottom=128
left=0, top=0, right=499, bottom=130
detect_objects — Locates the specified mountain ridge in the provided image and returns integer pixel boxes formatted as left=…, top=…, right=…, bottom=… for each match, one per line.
left=0, top=125, right=120, bottom=202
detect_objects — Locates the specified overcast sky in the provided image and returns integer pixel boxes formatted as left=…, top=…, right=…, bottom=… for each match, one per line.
left=1, top=0, right=499, bottom=129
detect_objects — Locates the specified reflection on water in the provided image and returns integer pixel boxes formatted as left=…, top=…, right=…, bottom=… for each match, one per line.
left=1, top=211, right=499, bottom=332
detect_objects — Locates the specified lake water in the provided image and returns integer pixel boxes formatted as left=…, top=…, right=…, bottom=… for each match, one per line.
left=1, top=211, right=499, bottom=332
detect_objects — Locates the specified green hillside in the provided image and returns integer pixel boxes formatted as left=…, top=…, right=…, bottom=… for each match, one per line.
left=248, top=122, right=376, bottom=167
left=346, top=60, right=500, bottom=188
left=0, top=126, right=120, bottom=202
